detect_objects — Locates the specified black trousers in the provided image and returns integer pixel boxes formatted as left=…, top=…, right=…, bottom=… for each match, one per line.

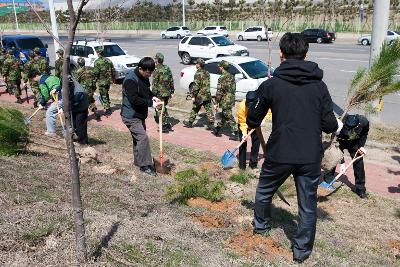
left=253, top=159, right=321, bottom=261
left=238, top=128, right=260, bottom=169
left=72, top=110, right=88, bottom=145
left=325, top=142, right=366, bottom=193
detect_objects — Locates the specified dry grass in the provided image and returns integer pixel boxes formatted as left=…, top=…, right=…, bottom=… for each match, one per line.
left=369, top=123, right=400, bottom=145
left=0, top=99, right=400, bottom=266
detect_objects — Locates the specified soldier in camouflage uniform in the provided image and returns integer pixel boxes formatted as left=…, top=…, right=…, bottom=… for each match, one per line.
left=2, top=49, right=24, bottom=103
left=54, top=48, right=64, bottom=78
left=152, top=52, right=175, bottom=133
left=93, top=46, right=115, bottom=116
left=213, top=60, right=239, bottom=140
left=75, top=57, right=100, bottom=120
left=33, top=47, right=50, bottom=75
left=22, top=50, right=41, bottom=107
left=183, top=58, right=215, bottom=130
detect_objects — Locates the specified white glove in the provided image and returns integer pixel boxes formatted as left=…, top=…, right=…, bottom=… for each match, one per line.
left=335, top=118, right=343, bottom=135
left=50, top=89, right=57, bottom=96
left=38, top=104, right=45, bottom=109
left=339, top=163, right=346, bottom=174
left=58, top=108, right=64, bottom=115
left=152, top=97, right=162, bottom=108
left=241, top=134, right=248, bottom=142
left=359, top=147, right=367, bottom=155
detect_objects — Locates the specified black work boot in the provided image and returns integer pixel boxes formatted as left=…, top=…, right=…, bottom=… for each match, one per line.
left=33, top=101, right=38, bottom=108
left=183, top=120, right=193, bottom=128
left=15, top=97, right=22, bottom=104
left=105, top=108, right=112, bottom=117
left=229, top=131, right=240, bottom=141
left=213, top=126, right=221, bottom=137
left=162, top=125, right=170, bottom=133
left=92, top=108, right=101, bottom=121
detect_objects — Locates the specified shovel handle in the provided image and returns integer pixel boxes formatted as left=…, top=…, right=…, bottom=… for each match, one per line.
left=27, top=106, right=42, bottom=120
left=329, top=152, right=364, bottom=186
left=159, top=102, right=165, bottom=167
left=52, top=92, right=65, bottom=130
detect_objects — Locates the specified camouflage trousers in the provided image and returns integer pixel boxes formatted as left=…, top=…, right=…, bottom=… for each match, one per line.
left=29, top=80, right=41, bottom=104
left=217, top=106, right=238, bottom=132
left=155, top=96, right=171, bottom=126
left=98, top=83, right=111, bottom=109
left=86, top=85, right=97, bottom=110
left=8, top=80, right=21, bottom=98
left=188, top=100, right=214, bottom=125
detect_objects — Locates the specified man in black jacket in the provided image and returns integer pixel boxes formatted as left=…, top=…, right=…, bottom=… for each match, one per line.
left=246, top=32, right=339, bottom=263
left=324, top=114, right=369, bottom=198
left=121, top=57, right=162, bottom=176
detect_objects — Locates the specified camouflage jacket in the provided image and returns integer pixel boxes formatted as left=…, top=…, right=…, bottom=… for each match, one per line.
left=34, top=56, right=50, bottom=75
left=54, top=58, right=63, bottom=78
left=75, top=66, right=96, bottom=91
left=2, top=57, right=23, bottom=81
left=152, top=64, right=174, bottom=97
left=23, top=59, right=37, bottom=83
left=0, top=53, right=5, bottom=73
left=192, top=68, right=211, bottom=102
left=93, top=56, right=115, bottom=85
left=216, top=70, right=236, bottom=108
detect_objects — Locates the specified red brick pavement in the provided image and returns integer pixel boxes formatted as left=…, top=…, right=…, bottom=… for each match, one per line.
left=1, top=90, right=400, bottom=199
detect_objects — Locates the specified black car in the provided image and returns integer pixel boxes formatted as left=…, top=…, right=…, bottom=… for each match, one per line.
left=300, top=29, right=335, bottom=43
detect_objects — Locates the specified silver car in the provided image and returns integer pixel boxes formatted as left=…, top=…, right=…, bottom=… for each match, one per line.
left=358, top=30, right=400, bottom=46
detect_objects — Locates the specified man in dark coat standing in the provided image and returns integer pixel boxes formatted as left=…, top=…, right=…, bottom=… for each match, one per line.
left=246, top=32, right=340, bottom=263
left=121, top=57, right=162, bottom=176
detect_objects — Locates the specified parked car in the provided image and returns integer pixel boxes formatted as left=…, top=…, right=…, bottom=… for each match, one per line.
left=236, top=26, right=273, bottom=41
left=300, top=29, right=335, bottom=43
left=160, top=26, right=191, bottom=39
left=2, top=35, right=49, bottom=64
left=197, top=26, right=229, bottom=37
left=358, top=30, right=400, bottom=46
left=69, top=39, right=141, bottom=81
left=180, top=56, right=274, bottom=100
left=178, top=35, right=249, bottom=65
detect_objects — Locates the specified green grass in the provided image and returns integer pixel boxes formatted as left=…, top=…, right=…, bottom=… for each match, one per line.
left=22, top=223, right=55, bottom=246
left=0, top=107, right=28, bottom=156
left=229, top=171, right=256, bottom=185
left=115, top=241, right=200, bottom=266
left=166, top=169, right=225, bottom=204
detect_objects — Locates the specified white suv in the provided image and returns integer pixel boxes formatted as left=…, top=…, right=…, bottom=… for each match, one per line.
left=69, top=39, right=141, bottom=81
left=236, top=26, right=273, bottom=41
left=178, top=35, right=249, bottom=65
left=197, top=26, right=229, bottom=37
left=161, top=26, right=191, bottom=39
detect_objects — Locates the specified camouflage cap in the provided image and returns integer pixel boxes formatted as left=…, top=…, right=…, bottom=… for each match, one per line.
left=95, top=46, right=104, bottom=54
left=155, top=52, right=164, bottom=63
left=28, top=50, right=35, bottom=58
left=56, top=48, right=64, bottom=55
left=7, top=48, right=14, bottom=55
left=77, top=57, right=85, bottom=66
left=218, top=60, right=229, bottom=70
left=196, top=58, right=205, bottom=66
left=34, top=47, right=41, bottom=54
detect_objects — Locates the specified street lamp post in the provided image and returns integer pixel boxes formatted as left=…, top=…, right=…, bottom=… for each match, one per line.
left=48, top=0, right=60, bottom=52
left=12, top=0, right=19, bottom=31
left=182, top=0, right=185, bottom=26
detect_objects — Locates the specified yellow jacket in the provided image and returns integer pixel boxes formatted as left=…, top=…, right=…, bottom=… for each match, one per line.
left=237, top=99, right=272, bottom=135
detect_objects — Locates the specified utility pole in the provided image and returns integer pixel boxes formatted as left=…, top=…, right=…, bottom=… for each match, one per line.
left=12, top=0, right=19, bottom=32
left=369, top=0, right=390, bottom=122
left=182, top=0, right=186, bottom=26
left=48, top=0, right=60, bottom=52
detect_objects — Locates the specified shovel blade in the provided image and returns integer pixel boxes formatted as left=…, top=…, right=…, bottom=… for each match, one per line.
left=319, top=181, right=336, bottom=191
left=153, top=158, right=172, bottom=174
left=24, top=118, right=32, bottom=125
left=220, top=149, right=236, bottom=168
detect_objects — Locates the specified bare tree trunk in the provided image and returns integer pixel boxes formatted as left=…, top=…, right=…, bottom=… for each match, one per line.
left=61, top=0, right=90, bottom=262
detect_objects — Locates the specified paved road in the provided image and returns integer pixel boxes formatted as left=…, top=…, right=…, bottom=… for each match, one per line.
left=41, top=35, right=400, bottom=124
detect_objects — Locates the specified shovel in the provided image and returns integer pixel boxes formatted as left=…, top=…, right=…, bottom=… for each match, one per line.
left=221, top=128, right=255, bottom=168
left=52, top=92, right=66, bottom=132
left=319, top=150, right=364, bottom=191
left=24, top=106, right=42, bottom=125
left=153, top=102, right=172, bottom=174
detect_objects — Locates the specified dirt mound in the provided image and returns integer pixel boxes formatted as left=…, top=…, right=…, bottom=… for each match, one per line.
left=226, top=230, right=291, bottom=261
left=318, top=203, right=336, bottom=214
left=191, top=214, right=229, bottom=228
left=388, top=240, right=400, bottom=259
left=187, top=198, right=239, bottom=212
left=317, top=186, right=334, bottom=197
left=197, top=161, right=223, bottom=178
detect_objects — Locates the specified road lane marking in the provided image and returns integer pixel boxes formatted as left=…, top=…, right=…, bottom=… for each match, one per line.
left=340, top=70, right=357, bottom=73
left=314, top=57, right=368, bottom=63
